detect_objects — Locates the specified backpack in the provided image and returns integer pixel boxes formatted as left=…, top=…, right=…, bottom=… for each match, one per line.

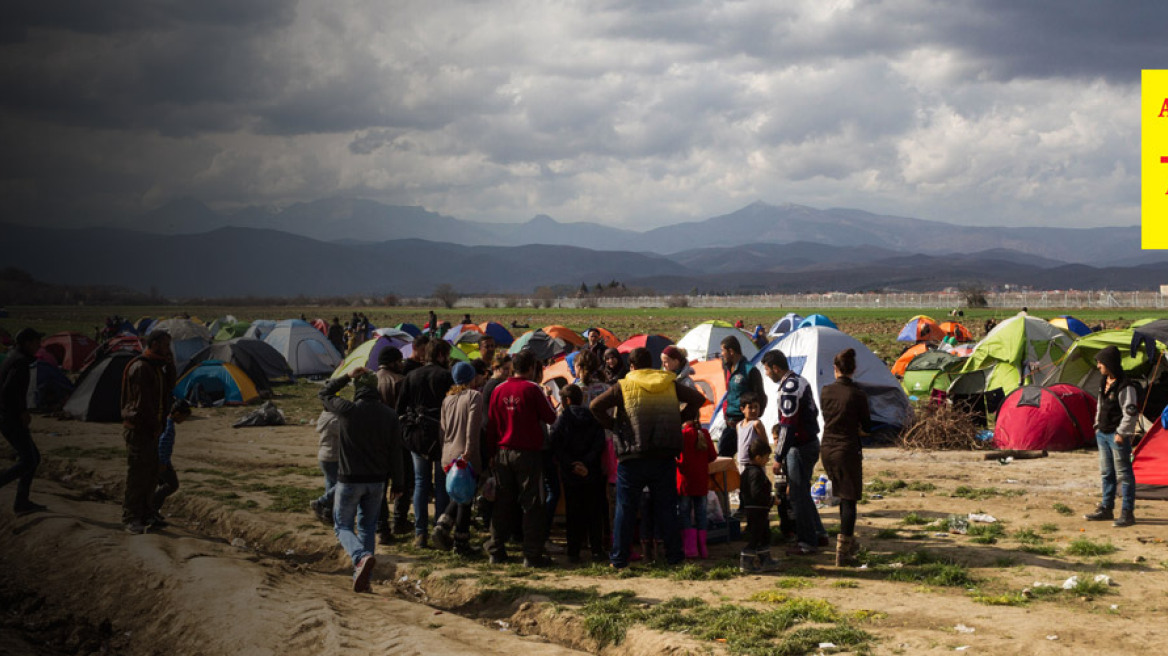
left=400, top=405, right=441, bottom=460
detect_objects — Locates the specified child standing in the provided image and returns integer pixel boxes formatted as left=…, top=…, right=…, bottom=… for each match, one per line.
left=740, top=438, right=779, bottom=572
left=677, top=419, right=716, bottom=558
left=151, top=400, right=192, bottom=526
left=735, top=393, right=766, bottom=473
left=550, top=384, right=607, bottom=563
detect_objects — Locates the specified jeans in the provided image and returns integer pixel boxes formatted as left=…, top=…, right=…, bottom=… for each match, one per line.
left=785, top=439, right=825, bottom=547
left=612, top=458, right=682, bottom=567
left=412, top=453, right=449, bottom=537
left=1096, top=430, right=1135, bottom=513
left=153, top=463, right=180, bottom=513
left=123, top=427, right=159, bottom=524
left=0, top=419, right=40, bottom=508
left=678, top=494, right=708, bottom=530
left=334, top=481, right=385, bottom=567
left=316, top=460, right=339, bottom=508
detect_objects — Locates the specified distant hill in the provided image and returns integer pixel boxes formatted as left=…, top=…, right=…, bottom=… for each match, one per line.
left=112, top=197, right=1152, bottom=266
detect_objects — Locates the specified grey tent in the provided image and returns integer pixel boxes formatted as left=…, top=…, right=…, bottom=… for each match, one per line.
left=182, top=338, right=292, bottom=392
left=63, top=352, right=136, bottom=422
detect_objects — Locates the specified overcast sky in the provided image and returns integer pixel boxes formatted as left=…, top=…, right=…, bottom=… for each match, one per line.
left=2, top=0, right=1163, bottom=230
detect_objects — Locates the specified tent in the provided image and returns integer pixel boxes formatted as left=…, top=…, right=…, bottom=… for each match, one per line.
left=332, top=335, right=412, bottom=379
left=1134, top=419, right=1168, bottom=499
left=214, top=321, right=251, bottom=342
left=938, top=321, right=973, bottom=343
left=83, top=335, right=143, bottom=371
left=509, top=330, right=567, bottom=360
left=992, top=384, right=1096, bottom=451
left=263, top=320, right=343, bottom=377
left=477, top=322, right=515, bottom=347
left=41, top=332, right=98, bottom=372
left=135, top=317, right=156, bottom=336
left=768, top=313, right=804, bottom=338
left=1047, top=329, right=1159, bottom=392
left=797, top=314, right=837, bottom=330
left=583, top=326, right=620, bottom=349
left=618, top=334, right=675, bottom=369
left=897, top=315, right=942, bottom=343
left=27, top=360, right=74, bottom=411
left=1049, top=315, right=1092, bottom=337
left=394, top=322, right=423, bottom=338
left=153, top=318, right=213, bottom=371
left=949, top=313, right=1074, bottom=398
left=183, top=338, right=292, bottom=391
left=243, top=319, right=277, bottom=341
left=891, top=343, right=929, bottom=377
left=373, top=327, right=414, bottom=342
left=310, top=318, right=330, bottom=336
left=63, top=352, right=136, bottom=422
left=689, top=359, right=728, bottom=427
left=901, top=350, right=964, bottom=396
left=175, top=360, right=260, bottom=406
left=710, top=326, right=911, bottom=442
left=444, top=323, right=483, bottom=343
left=206, top=315, right=237, bottom=337
left=676, top=321, right=758, bottom=362
left=542, top=325, right=586, bottom=347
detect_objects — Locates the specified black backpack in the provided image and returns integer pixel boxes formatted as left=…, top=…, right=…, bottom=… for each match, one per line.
left=400, top=405, right=441, bottom=460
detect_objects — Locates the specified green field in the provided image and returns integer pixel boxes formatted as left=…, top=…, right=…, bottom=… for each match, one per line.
left=2, top=305, right=1161, bottom=364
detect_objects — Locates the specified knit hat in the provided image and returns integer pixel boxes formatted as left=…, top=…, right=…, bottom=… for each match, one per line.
left=354, top=372, right=378, bottom=391
left=1095, top=345, right=1124, bottom=378
left=452, top=361, right=476, bottom=385
left=377, top=346, right=403, bottom=367
left=661, top=345, right=684, bottom=363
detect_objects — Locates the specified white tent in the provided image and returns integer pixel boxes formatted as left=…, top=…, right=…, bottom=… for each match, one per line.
left=710, top=326, right=911, bottom=442
left=152, top=318, right=212, bottom=371
left=768, top=313, right=804, bottom=338
left=676, top=321, right=758, bottom=362
left=263, top=320, right=342, bottom=377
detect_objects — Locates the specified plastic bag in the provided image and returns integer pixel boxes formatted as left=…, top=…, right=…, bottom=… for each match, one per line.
left=445, top=458, right=477, bottom=505
left=706, top=490, right=724, bottom=524
left=481, top=472, right=497, bottom=502
left=232, top=401, right=285, bottom=428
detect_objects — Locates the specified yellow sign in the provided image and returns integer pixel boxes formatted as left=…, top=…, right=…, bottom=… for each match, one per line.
left=1143, top=70, right=1168, bottom=249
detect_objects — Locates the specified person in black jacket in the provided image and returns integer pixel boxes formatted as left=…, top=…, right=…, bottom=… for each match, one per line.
left=0, top=328, right=47, bottom=516
left=551, top=384, right=607, bottom=563
left=1085, top=345, right=1140, bottom=527
left=395, top=339, right=454, bottom=548
left=739, top=438, right=778, bottom=572
left=320, top=366, right=403, bottom=593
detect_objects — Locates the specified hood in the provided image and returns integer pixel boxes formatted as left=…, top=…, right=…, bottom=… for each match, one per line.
left=354, top=386, right=383, bottom=403
left=623, top=368, right=677, bottom=394
left=1096, top=345, right=1124, bottom=379
left=562, top=405, right=596, bottom=427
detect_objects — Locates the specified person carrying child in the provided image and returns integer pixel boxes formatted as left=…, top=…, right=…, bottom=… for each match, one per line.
left=739, top=438, right=779, bottom=572
left=677, top=419, right=716, bottom=558
left=151, top=400, right=192, bottom=526
left=551, top=383, right=608, bottom=563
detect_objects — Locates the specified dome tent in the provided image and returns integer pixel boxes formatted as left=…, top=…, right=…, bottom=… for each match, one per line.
left=901, top=350, right=964, bottom=396
left=152, top=318, right=213, bottom=371
left=676, top=320, right=758, bottom=362
left=617, top=334, right=675, bottom=369
left=63, top=352, right=136, bottom=422
left=332, top=335, right=411, bottom=379
left=709, top=326, right=911, bottom=443
left=797, top=314, right=837, bottom=330
left=993, top=385, right=1095, bottom=451
left=897, top=315, right=942, bottom=343
left=1049, top=315, right=1092, bottom=337
left=949, top=313, right=1074, bottom=399
left=262, top=320, right=342, bottom=377
left=41, top=331, right=98, bottom=372
left=183, top=338, right=293, bottom=392
left=174, top=360, right=260, bottom=406
left=768, top=313, right=804, bottom=338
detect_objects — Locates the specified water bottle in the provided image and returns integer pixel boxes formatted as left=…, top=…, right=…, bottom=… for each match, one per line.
left=811, top=475, right=828, bottom=508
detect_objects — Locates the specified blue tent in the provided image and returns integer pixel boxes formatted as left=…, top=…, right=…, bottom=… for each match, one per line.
left=768, top=313, right=804, bottom=337
left=174, top=360, right=259, bottom=406
left=394, top=323, right=422, bottom=338
left=28, top=361, right=74, bottom=411
left=797, top=314, right=837, bottom=330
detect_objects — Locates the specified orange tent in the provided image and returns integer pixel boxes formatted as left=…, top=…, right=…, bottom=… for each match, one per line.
left=542, top=325, right=586, bottom=347
left=891, top=343, right=929, bottom=377
left=939, top=321, right=973, bottom=342
left=585, top=326, right=620, bottom=348
left=689, top=359, right=728, bottom=427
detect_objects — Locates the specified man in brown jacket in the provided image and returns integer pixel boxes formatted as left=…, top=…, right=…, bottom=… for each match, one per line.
left=121, top=330, right=177, bottom=534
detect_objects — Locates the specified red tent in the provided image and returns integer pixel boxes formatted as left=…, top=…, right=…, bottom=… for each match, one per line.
left=993, top=384, right=1095, bottom=451
left=1134, top=421, right=1168, bottom=500
left=311, top=318, right=329, bottom=336
left=42, top=331, right=99, bottom=372
left=617, top=334, right=675, bottom=368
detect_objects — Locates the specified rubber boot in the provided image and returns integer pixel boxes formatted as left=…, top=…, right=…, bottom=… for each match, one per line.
left=739, top=549, right=760, bottom=573
left=697, top=529, right=709, bottom=559
left=756, top=548, right=780, bottom=572
left=835, top=535, right=859, bottom=567
left=682, top=529, right=699, bottom=559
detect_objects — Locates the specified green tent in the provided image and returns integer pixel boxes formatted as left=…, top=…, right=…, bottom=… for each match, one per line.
left=950, top=313, right=1074, bottom=397
left=902, top=351, right=964, bottom=396
left=214, top=321, right=251, bottom=342
left=1048, top=329, right=1164, bottom=392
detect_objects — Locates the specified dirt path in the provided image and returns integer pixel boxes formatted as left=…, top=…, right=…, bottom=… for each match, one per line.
left=6, top=412, right=1168, bottom=655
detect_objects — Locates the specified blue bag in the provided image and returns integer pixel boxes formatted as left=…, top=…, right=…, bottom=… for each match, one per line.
left=445, top=458, right=477, bottom=505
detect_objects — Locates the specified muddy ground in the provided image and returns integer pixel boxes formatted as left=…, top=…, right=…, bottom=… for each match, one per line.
left=3, top=403, right=1168, bottom=655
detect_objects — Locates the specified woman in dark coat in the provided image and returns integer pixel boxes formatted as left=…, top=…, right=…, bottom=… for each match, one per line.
left=818, top=348, right=871, bottom=566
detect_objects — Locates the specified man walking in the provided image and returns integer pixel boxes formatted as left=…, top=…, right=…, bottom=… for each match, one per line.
left=590, top=347, right=707, bottom=568
left=484, top=350, right=557, bottom=566
left=0, top=328, right=48, bottom=516
left=121, top=330, right=177, bottom=533
left=717, top=336, right=766, bottom=457
left=320, top=366, right=403, bottom=592
left=760, top=349, right=825, bottom=555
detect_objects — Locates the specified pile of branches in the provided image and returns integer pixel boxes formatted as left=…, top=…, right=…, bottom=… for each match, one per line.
left=897, top=402, right=987, bottom=451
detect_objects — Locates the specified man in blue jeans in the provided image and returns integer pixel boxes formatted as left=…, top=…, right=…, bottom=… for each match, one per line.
left=760, top=349, right=826, bottom=555
left=1085, top=346, right=1138, bottom=527
left=590, top=348, right=707, bottom=568
left=320, top=366, right=403, bottom=592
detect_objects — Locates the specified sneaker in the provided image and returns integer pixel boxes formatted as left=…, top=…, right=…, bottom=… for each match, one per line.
left=353, top=555, right=376, bottom=593
left=309, top=499, right=332, bottom=526
left=1113, top=510, right=1136, bottom=527
left=124, top=521, right=149, bottom=535
left=523, top=555, right=556, bottom=569
left=1084, top=506, right=1114, bottom=521
left=13, top=502, right=47, bottom=517
left=786, top=542, right=818, bottom=556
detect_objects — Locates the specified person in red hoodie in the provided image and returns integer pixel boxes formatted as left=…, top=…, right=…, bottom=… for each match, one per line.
left=484, top=350, right=557, bottom=567
left=676, top=419, right=716, bottom=558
